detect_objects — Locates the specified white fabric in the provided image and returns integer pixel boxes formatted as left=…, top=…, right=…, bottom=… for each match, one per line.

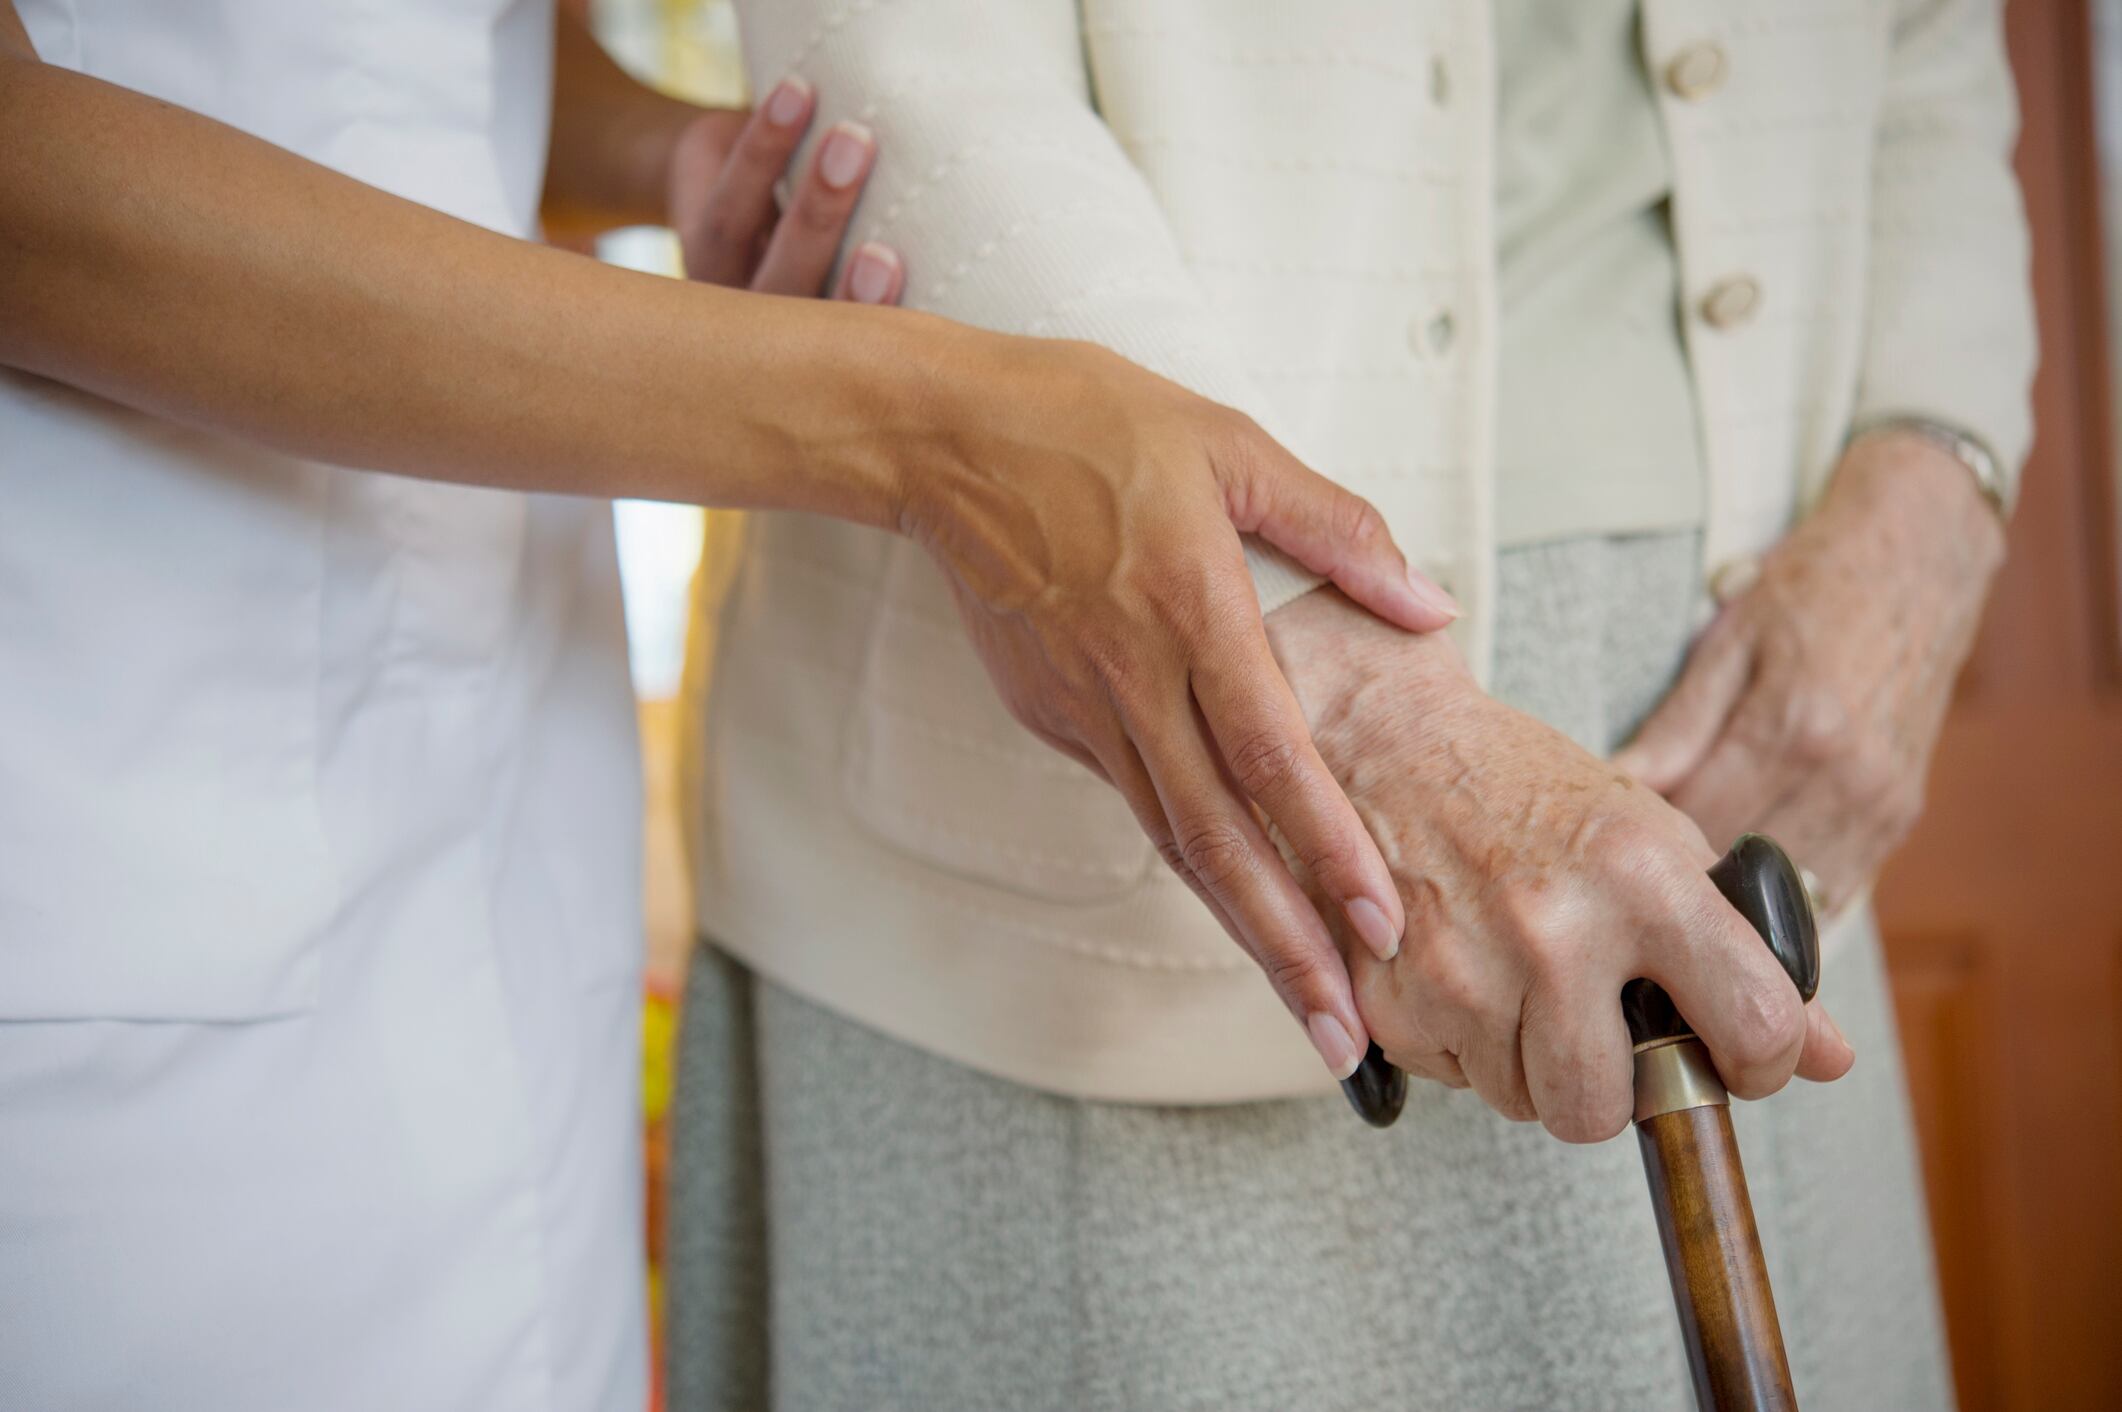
left=0, top=3, right=647, bottom=1409
left=690, top=0, right=2035, bottom=1104
left=1491, top=0, right=1706, bottom=547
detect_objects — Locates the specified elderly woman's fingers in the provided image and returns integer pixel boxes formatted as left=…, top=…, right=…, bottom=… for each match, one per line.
left=1519, top=972, right=1636, bottom=1144
left=1385, top=1044, right=1470, bottom=1090
left=1453, top=1029, right=1540, bottom=1123
left=675, top=75, right=815, bottom=285
left=1750, top=783, right=1861, bottom=915
left=1645, top=889, right=1810, bottom=1101
left=1795, top=1000, right=1857, bottom=1082
left=1613, top=610, right=1755, bottom=793
left=751, top=120, right=877, bottom=295
left=1664, top=671, right=1825, bottom=852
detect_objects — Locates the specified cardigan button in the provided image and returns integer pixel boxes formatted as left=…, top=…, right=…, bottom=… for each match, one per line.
left=1700, top=275, right=1762, bottom=330
left=1409, top=308, right=1456, bottom=357
left=1708, top=555, right=1761, bottom=605
left=1665, top=41, right=1728, bottom=101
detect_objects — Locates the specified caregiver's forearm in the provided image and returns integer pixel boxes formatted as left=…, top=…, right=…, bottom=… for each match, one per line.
left=0, top=38, right=942, bottom=528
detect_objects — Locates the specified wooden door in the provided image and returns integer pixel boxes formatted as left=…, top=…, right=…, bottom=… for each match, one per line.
left=1874, top=3, right=2122, bottom=1408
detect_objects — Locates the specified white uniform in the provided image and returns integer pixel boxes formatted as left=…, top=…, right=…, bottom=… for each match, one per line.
left=0, top=3, right=646, bottom=1408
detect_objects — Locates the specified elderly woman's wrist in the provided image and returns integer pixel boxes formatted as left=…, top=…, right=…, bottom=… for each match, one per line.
left=1267, top=588, right=1477, bottom=752
left=1827, top=428, right=2008, bottom=573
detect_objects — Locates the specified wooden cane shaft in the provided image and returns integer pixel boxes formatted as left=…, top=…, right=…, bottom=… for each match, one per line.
left=1638, top=1104, right=1797, bottom=1411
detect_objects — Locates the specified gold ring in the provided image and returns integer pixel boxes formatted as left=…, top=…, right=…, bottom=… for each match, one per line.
left=1798, top=865, right=1832, bottom=918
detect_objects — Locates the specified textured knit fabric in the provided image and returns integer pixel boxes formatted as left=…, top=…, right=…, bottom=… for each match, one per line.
left=1494, top=0, right=1704, bottom=546
left=686, top=0, right=2035, bottom=1103
left=668, top=534, right=1953, bottom=1412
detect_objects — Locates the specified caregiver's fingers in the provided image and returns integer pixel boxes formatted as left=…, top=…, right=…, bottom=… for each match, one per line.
left=1613, top=612, right=1756, bottom=794
left=751, top=120, right=878, bottom=296
left=676, top=75, right=815, bottom=286
left=1091, top=731, right=1249, bottom=949
left=1191, top=630, right=1405, bottom=963
left=1123, top=693, right=1370, bottom=1081
left=834, top=241, right=905, bottom=307
left=1212, top=431, right=1459, bottom=635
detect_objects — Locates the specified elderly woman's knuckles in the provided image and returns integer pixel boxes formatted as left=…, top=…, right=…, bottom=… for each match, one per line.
left=1356, top=927, right=1523, bottom=1053
left=1718, top=983, right=1810, bottom=1098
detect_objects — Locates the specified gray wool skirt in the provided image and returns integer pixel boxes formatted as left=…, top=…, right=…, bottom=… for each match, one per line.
left=667, top=532, right=1955, bottom=1412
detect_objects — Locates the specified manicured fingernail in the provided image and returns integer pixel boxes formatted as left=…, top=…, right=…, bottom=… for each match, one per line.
left=1307, top=1012, right=1362, bottom=1081
left=1407, top=567, right=1460, bottom=620
left=1346, top=896, right=1401, bottom=962
left=817, top=121, right=874, bottom=190
left=846, top=242, right=900, bottom=304
left=764, top=75, right=812, bottom=128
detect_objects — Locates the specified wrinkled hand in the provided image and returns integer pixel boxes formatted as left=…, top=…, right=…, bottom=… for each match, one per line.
left=906, top=339, right=1462, bottom=1080
left=1266, top=588, right=1854, bottom=1139
left=1615, top=431, right=2006, bottom=914
left=654, top=75, right=1459, bottom=1082
left=665, top=76, right=905, bottom=303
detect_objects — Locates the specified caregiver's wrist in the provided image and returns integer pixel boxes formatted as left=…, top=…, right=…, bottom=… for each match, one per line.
left=881, top=327, right=1155, bottom=546
left=678, top=291, right=935, bottom=528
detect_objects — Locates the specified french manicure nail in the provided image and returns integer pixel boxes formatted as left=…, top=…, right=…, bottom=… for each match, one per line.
left=817, top=121, right=874, bottom=190
left=1407, top=567, right=1460, bottom=620
left=846, top=242, right=899, bottom=304
left=1307, top=1012, right=1363, bottom=1081
left=764, top=76, right=812, bottom=128
left=1346, top=896, right=1401, bottom=961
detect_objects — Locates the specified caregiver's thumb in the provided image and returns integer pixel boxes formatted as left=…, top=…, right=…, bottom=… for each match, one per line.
left=1212, top=418, right=1461, bottom=634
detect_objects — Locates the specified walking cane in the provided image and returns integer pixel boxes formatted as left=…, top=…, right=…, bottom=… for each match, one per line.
left=1339, top=834, right=1819, bottom=1412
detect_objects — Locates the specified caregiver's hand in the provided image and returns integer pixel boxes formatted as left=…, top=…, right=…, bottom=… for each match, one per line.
left=909, top=339, right=1460, bottom=1079
left=1266, top=588, right=1855, bottom=1139
left=665, top=76, right=905, bottom=304
left=1614, top=430, right=2006, bottom=916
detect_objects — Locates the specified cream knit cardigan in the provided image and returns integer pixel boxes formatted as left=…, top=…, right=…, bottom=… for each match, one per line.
left=687, top=0, right=2035, bottom=1103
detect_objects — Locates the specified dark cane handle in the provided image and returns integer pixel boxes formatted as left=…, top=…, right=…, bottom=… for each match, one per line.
left=1339, top=834, right=1818, bottom=1127
left=1622, top=834, right=1820, bottom=1049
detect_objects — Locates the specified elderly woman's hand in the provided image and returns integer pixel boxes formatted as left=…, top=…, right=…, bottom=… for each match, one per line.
left=906, top=336, right=1460, bottom=1080
left=1614, top=431, right=2006, bottom=915
left=1265, top=589, right=1853, bottom=1139
left=658, top=80, right=1457, bottom=1081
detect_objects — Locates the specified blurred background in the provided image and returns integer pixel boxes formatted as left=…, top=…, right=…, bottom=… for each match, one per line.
left=566, top=2, right=2122, bottom=1408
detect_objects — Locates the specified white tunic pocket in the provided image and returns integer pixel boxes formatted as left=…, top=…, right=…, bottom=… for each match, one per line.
left=0, top=379, right=334, bottom=1022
